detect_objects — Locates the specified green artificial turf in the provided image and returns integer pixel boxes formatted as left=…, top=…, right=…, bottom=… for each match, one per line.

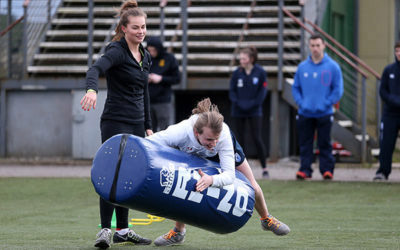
left=0, top=178, right=399, bottom=249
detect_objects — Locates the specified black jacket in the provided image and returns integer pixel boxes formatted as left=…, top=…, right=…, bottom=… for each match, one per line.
left=146, top=37, right=181, bottom=103
left=86, top=37, right=152, bottom=129
left=380, top=57, right=400, bottom=117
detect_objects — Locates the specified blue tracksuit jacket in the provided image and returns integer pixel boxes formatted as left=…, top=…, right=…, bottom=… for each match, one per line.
left=292, top=53, right=343, bottom=118
left=229, top=64, right=268, bottom=117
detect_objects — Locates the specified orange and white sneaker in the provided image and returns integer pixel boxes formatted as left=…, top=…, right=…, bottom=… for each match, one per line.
left=261, top=215, right=290, bottom=236
left=322, top=171, right=333, bottom=180
left=154, top=228, right=186, bottom=246
left=296, top=171, right=311, bottom=180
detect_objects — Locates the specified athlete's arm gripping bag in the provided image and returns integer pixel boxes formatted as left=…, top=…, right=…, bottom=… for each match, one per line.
left=91, top=134, right=255, bottom=234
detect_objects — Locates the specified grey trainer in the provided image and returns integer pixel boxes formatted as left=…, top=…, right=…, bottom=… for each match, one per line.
left=261, top=215, right=290, bottom=236
left=154, top=228, right=186, bottom=246
left=94, top=228, right=112, bottom=249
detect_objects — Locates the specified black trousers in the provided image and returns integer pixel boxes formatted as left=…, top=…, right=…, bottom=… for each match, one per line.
left=234, top=116, right=267, bottom=169
left=377, top=115, right=400, bottom=178
left=99, top=119, right=145, bottom=229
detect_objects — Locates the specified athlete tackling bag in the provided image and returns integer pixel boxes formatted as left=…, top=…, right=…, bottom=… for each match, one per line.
left=91, top=134, right=255, bottom=234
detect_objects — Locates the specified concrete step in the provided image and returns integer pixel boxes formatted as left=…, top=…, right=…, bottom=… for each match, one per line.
left=38, top=40, right=300, bottom=49
left=338, top=120, right=353, bottom=128
left=52, top=18, right=116, bottom=25
left=57, top=6, right=301, bottom=15
left=175, top=53, right=301, bottom=61
left=28, top=65, right=297, bottom=74
left=63, top=0, right=126, bottom=3
left=46, top=28, right=300, bottom=37
left=355, top=134, right=370, bottom=142
left=28, top=65, right=89, bottom=73
left=186, top=65, right=297, bottom=73
left=371, top=148, right=380, bottom=157
left=163, top=40, right=301, bottom=48
left=52, top=17, right=296, bottom=26
left=39, top=42, right=105, bottom=49
left=34, top=52, right=300, bottom=61
left=63, top=0, right=298, bottom=3
left=33, top=54, right=101, bottom=61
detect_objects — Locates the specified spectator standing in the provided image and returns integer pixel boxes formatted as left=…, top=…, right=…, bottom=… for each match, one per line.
left=146, top=36, right=181, bottom=131
left=374, top=41, right=400, bottom=181
left=292, top=34, right=343, bottom=180
left=80, top=0, right=153, bottom=248
left=229, top=47, right=269, bottom=178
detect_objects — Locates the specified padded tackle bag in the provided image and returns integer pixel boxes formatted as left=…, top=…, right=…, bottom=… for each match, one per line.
left=91, top=134, right=255, bottom=234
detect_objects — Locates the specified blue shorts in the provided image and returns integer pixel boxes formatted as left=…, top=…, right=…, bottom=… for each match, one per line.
left=206, top=130, right=246, bottom=167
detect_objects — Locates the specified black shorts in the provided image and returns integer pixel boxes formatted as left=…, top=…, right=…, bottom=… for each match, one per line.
left=206, top=130, right=246, bottom=167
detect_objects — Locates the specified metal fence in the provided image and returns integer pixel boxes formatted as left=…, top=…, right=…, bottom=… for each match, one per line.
left=0, top=0, right=61, bottom=79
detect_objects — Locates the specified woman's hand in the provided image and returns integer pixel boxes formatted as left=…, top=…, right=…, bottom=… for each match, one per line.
left=80, top=92, right=97, bottom=111
left=148, top=73, right=162, bottom=84
left=196, top=169, right=213, bottom=192
left=146, top=129, right=154, bottom=136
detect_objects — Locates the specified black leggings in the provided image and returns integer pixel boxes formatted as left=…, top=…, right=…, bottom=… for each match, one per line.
left=234, top=116, right=267, bottom=169
left=99, top=119, right=145, bottom=229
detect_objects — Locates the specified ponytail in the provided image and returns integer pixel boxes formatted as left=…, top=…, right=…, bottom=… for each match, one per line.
left=192, top=98, right=224, bottom=135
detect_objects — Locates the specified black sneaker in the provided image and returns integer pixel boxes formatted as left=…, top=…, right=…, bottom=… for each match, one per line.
left=262, top=170, right=270, bottom=179
left=113, top=229, right=152, bottom=245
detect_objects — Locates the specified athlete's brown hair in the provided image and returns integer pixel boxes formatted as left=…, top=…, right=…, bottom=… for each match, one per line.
left=240, top=47, right=258, bottom=64
left=192, top=98, right=224, bottom=135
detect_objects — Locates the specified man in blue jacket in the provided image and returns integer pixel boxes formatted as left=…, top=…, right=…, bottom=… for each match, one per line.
left=374, top=41, right=400, bottom=181
left=292, top=34, right=343, bottom=180
left=146, top=36, right=181, bottom=132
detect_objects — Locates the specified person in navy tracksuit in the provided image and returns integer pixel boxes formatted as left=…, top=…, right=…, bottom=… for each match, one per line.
left=374, top=41, right=400, bottom=181
left=146, top=36, right=181, bottom=132
left=292, top=34, right=343, bottom=180
left=229, top=47, right=269, bottom=178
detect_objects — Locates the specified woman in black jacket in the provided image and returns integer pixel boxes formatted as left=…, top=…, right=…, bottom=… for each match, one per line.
left=80, top=1, right=153, bottom=248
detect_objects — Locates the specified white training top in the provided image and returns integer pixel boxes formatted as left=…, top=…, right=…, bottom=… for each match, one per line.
left=146, top=114, right=235, bottom=188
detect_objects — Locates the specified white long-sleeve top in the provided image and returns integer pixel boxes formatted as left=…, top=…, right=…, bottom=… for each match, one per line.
left=146, top=114, right=235, bottom=188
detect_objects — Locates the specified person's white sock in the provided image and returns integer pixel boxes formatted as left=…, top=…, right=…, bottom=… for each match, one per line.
left=116, top=228, right=129, bottom=235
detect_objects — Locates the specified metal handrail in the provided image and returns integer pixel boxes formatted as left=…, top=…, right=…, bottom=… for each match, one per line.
left=0, top=16, right=25, bottom=37
left=282, top=7, right=369, bottom=78
left=305, top=19, right=381, bottom=80
left=0, top=1, right=30, bottom=37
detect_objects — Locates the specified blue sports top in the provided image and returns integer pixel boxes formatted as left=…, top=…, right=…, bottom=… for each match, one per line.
left=292, top=53, right=343, bottom=118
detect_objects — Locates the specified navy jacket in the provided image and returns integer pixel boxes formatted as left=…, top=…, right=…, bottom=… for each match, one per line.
left=85, top=37, right=152, bottom=129
left=146, top=37, right=181, bottom=104
left=229, top=64, right=268, bottom=117
left=380, top=57, right=400, bottom=117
